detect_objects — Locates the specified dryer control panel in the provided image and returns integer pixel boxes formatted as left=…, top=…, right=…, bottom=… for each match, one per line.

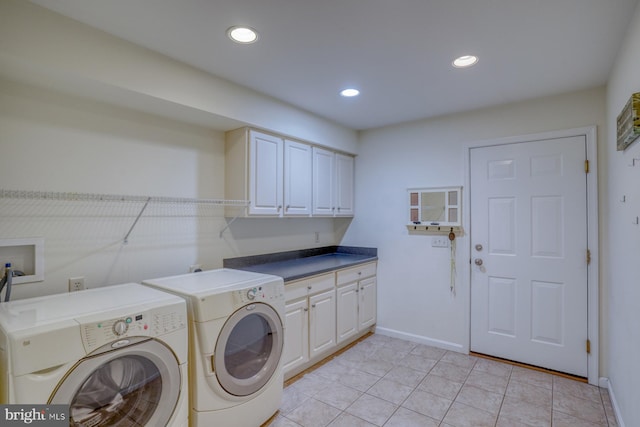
left=233, top=284, right=285, bottom=306
left=80, top=306, right=186, bottom=353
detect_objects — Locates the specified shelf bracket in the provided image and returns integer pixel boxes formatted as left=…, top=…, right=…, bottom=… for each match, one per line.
left=124, top=197, right=151, bottom=244
left=219, top=204, right=249, bottom=238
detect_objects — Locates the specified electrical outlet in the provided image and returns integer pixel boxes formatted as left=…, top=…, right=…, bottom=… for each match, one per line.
left=431, top=237, right=449, bottom=248
left=68, top=277, right=86, bottom=292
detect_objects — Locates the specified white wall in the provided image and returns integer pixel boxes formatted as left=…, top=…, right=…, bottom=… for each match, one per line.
left=343, top=87, right=607, bottom=355
left=605, top=1, right=640, bottom=424
left=0, top=81, right=340, bottom=299
left=0, top=0, right=357, bottom=300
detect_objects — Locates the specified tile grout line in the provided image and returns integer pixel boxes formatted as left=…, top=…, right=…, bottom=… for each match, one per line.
left=492, top=366, right=512, bottom=427
left=437, top=354, right=475, bottom=426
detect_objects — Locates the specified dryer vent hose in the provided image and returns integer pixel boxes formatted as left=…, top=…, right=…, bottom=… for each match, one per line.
left=0, top=264, right=13, bottom=302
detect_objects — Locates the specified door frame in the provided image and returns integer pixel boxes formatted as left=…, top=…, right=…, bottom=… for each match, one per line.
left=462, top=126, right=599, bottom=385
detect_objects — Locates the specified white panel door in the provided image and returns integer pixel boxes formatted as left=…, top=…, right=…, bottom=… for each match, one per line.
left=358, top=277, right=377, bottom=330
left=312, top=147, right=335, bottom=216
left=336, top=283, right=358, bottom=344
left=284, top=140, right=312, bottom=216
left=249, top=131, right=283, bottom=215
left=309, top=289, right=336, bottom=358
left=282, top=298, right=309, bottom=373
left=335, top=153, right=355, bottom=216
left=470, top=136, right=589, bottom=377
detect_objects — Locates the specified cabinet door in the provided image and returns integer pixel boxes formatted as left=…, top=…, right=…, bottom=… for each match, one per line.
left=358, top=277, right=377, bottom=330
left=312, top=147, right=335, bottom=216
left=335, top=153, right=354, bottom=216
left=283, top=298, right=309, bottom=374
left=249, top=130, right=283, bottom=215
left=284, top=140, right=312, bottom=216
left=309, top=289, right=336, bottom=358
left=336, top=283, right=359, bottom=344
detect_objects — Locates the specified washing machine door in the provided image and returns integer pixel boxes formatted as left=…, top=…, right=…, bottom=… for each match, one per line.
left=49, top=337, right=181, bottom=427
left=214, top=302, right=283, bottom=396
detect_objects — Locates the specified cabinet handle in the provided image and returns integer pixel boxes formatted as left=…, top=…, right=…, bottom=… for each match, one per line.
left=358, top=271, right=362, bottom=275
left=277, top=205, right=282, bottom=212
left=311, top=304, right=316, bottom=308
left=360, top=287, right=364, bottom=291
left=304, top=308, right=308, bottom=312
left=307, top=285, right=312, bottom=290
left=286, top=205, right=290, bottom=211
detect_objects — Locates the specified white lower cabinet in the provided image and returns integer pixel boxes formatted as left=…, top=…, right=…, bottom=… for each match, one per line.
left=282, top=273, right=336, bottom=375
left=284, top=262, right=377, bottom=379
left=336, top=263, right=377, bottom=345
left=358, top=276, right=377, bottom=330
left=309, top=289, right=336, bottom=358
left=282, top=298, right=309, bottom=372
left=336, top=282, right=359, bottom=343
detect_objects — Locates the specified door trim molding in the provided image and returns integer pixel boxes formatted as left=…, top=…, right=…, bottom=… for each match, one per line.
left=462, top=126, right=599, bottom=385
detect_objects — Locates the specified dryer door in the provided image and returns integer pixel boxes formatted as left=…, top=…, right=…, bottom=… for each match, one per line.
left=214, top=302, right=284, bottom=396
left=49, top=338, right=181, bottom=427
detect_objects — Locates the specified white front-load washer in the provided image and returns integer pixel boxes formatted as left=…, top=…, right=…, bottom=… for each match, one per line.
left=142, top=269, right=285, bottom=427
left=0, top=283, right=188, bottom=427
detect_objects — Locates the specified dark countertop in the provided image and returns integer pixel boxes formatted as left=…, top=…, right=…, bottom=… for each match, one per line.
left=223, top=246, right=377, bottom=282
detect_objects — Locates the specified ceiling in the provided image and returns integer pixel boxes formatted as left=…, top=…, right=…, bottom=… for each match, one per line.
left=28, top=0, right=639, bottom=130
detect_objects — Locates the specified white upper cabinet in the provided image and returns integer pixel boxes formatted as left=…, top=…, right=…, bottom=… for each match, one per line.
left=312, top=148, right=354, bottom=216
left=249, top=131, right=284, bottom=215
left=284, top=140, right=312, bottom=216
left=226, top=127, right=353, bottom=218
left=335, top=153, right=354, bottom=216
left=312, top=147, right=335, bottom=216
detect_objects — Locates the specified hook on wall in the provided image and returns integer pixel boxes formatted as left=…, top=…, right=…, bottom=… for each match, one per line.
left=629, top=158, right=640, bottom=167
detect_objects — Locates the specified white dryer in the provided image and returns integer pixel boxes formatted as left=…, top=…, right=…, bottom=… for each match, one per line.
left=142, top=269, right=285, bottom=427
left=0, top=283, right=188, bottom=427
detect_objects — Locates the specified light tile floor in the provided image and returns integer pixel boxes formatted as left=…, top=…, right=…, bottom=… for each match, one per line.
left=269, top=334, right=617, bottom=427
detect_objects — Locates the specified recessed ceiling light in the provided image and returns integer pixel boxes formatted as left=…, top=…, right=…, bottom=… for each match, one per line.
left=227, top=26, right=259, bottom=44
left=340, top=88, right=360, bottom=97
left=452, top=55, right=478, bottom=68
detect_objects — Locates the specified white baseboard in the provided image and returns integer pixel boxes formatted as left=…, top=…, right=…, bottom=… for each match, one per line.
left=374, top=326, right=464, bottom=353
left=600, top=377, right=625, bottom=427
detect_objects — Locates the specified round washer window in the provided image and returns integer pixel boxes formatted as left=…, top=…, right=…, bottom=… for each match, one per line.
left=69, top=354, right=162, bottom=426
left=214, top=303, right=283, bottom=396
left=50, top=339, right=181, bottom=427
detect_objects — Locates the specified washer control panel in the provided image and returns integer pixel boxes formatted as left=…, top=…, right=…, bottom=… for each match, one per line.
left=80, top=306, right=186, bottom=353
left=233, top=283, right=284, bottom=305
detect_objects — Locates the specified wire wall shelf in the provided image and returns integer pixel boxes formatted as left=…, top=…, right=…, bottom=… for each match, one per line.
left=0, top=189, right=247, bottom=206
left=0, top=189, right=249, bottom=242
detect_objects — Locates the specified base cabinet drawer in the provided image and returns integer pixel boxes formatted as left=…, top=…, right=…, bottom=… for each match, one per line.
left=337, top=262, right=377, bottom=285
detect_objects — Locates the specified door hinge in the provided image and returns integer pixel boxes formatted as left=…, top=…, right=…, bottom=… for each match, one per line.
left=586, top=249, right=591, bottom=265
left=585, top=160, right=590, bottom=173
left=586, top=339, right=591, bottom=354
